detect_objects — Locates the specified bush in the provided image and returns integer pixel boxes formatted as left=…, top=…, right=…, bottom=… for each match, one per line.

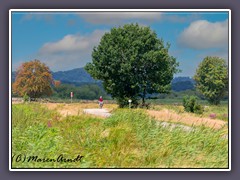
left=23, top=94, right=30, bottom=102
left=183, top=96, right=203, bottom=114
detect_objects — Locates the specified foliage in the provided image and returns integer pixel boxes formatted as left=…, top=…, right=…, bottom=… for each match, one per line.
left=23, top=93, right=30, bottom=102
left=183, top=96, right=203, bottom=114
left=53, top=80, right=61, bottom=87
left=155, top=89, right=204, bottom=100
left=52, top=83, right=111, bottom=100
left=85, top=23, right=180, bottom=107
left=194, top=56, right=228, bottom=105
left=13, top=59, right=53, bottom=99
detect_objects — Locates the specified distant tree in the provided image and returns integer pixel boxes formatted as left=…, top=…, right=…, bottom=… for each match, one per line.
left=52, top=83, right=111, bottom=100
left=53, top=80, right=61, bottom=87
left=52, top=84, right=75, bottom=99
left=194, top=56, right=228, bottom=105
left=85, top=23, right=180, bottom=107
left=13, top=60, right=53, bottom=99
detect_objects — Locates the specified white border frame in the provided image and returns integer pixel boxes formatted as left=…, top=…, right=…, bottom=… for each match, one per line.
left=9, top=9, right=231, bottom=171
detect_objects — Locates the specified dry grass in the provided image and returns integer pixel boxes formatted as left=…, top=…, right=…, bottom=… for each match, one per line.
left=147, top=109, right=227, bottom=129
left=21, top=102, right=227, bottom=130
left=12, top=104, right=228, bottom=168
left=41, top=102, right=118, bottom=118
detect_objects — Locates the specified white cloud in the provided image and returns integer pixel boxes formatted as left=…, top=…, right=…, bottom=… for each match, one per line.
left=178, top=19, right=228, bottom=49
left=20, top=13, right=54, bottom=22
left=37, top=30, right=107, bottom=71
left=78, top=12, right=162, bottom=25
left=40, top=30, right=106, bottom=54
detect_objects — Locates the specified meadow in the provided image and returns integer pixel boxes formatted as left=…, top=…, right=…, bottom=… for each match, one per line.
left=11, top=101, right=229, bottom=168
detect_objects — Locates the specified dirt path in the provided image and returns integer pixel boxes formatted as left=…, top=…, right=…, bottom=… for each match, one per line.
left=41, top=103, right=227, bottom=130
left=147, top=109, right=227, bottom=129
left=83, top=109, right=111, bottom=117
left=42, top=103, right=115, bottom=118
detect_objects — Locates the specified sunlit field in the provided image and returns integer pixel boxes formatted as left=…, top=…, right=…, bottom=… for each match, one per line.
left=11, top=101, right=228, bottom=169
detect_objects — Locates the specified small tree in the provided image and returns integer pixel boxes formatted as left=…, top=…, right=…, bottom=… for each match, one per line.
left=13, top=59, right=53, bottom=99
left=85, top=23, right=180, bottom=107
left=183, top=96, right=203, bottom=114
left=194, top=56, right=228, bottom=105
left=53, top=80, right=61, bottom=87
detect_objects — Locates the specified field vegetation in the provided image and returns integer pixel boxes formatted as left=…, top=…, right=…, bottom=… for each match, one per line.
left=11, top=23, right=229, bottom=169
left=12, top=102, right=228, bottom=168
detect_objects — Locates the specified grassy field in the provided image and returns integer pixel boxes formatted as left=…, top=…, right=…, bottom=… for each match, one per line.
left=11, top=102, right=228, bottom=168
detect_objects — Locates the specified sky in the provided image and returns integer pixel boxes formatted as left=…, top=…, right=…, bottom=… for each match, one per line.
left=11, top=10, right=229, bottom=77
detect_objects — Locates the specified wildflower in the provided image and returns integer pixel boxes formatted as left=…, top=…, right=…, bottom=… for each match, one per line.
left=47, top=120, right=52, bottom=128
left=209, top=113, right=216, bottom=119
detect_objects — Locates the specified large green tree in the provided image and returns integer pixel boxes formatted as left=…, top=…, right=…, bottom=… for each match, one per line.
left=13, top=59, right=53, bottom=99
left=194, top=56, right=228, bottom=105
left=85, top=23, right=179, bottom=107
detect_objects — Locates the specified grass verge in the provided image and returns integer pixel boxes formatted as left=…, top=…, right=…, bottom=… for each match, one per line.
left=12, top=103, right=228, bottom=168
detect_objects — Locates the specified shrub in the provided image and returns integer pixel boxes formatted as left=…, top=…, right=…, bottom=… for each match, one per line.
left=183, top=96, right=203, bottom=114
left=23, top=93, right=30, bottom=102
left=193, top=103, right=204, bottom=114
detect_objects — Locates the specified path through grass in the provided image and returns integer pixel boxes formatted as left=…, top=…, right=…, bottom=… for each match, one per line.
left=12, top=103, right=228, bottom=168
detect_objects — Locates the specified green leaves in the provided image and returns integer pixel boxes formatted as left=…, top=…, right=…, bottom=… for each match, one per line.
left=183, top=96, right=203, bottom=114
left=85, top=23, right=179, bottom=107
left=194, top=56, right=228, bottom=105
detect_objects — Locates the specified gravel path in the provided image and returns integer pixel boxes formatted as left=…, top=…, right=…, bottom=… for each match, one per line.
left=83, top=108, right=111, bottom=118
left=156, top=121, right=194, bottom=132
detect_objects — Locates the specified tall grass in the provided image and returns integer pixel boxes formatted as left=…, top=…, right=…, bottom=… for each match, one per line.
left=12, top=104, right=228, bottom=168
left=150, top=103, right=228, bottom=122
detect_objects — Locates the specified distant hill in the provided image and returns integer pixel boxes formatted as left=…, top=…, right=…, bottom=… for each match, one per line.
left=171, top=76, right=195, bottom=92
left=52, top=68, right=98, bottom=83
left=12, top=69, right=195, bottom=92
left=11, top=68, right=98, bottom=84
left=171, top=76, right=195, bottom=84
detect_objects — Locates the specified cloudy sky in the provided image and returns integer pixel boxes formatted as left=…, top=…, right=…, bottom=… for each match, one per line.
left=11, top=10, right=229, bottom=77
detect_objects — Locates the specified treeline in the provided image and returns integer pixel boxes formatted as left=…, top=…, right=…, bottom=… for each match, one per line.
left=51, top=83, right=111, bottom=100
left=12, top=80, right=228, bottom=101
left=149, top=89, right=228, bottom=101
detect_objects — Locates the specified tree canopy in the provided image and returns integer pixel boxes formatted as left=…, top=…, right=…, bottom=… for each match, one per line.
left=194, top=56, right=228, bottom=105
left=13, top=59, right=53, bottom=99
left=85, top=23, right=180, bottom=107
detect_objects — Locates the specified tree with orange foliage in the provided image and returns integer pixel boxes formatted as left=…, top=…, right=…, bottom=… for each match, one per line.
left=13, top=59, right=53, bottom=99
left=53, top=80, right=61, bottom=87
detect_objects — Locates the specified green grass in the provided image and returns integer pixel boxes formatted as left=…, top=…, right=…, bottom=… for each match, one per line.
left=12, top=103, right=228, bottom=168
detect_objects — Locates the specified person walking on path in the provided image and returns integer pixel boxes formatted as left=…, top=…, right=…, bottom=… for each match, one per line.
left=99, top=96, right=103, bottom=109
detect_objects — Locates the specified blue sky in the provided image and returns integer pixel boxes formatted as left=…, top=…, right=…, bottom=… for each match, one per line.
left=11, top=11, right=229, bottom=77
